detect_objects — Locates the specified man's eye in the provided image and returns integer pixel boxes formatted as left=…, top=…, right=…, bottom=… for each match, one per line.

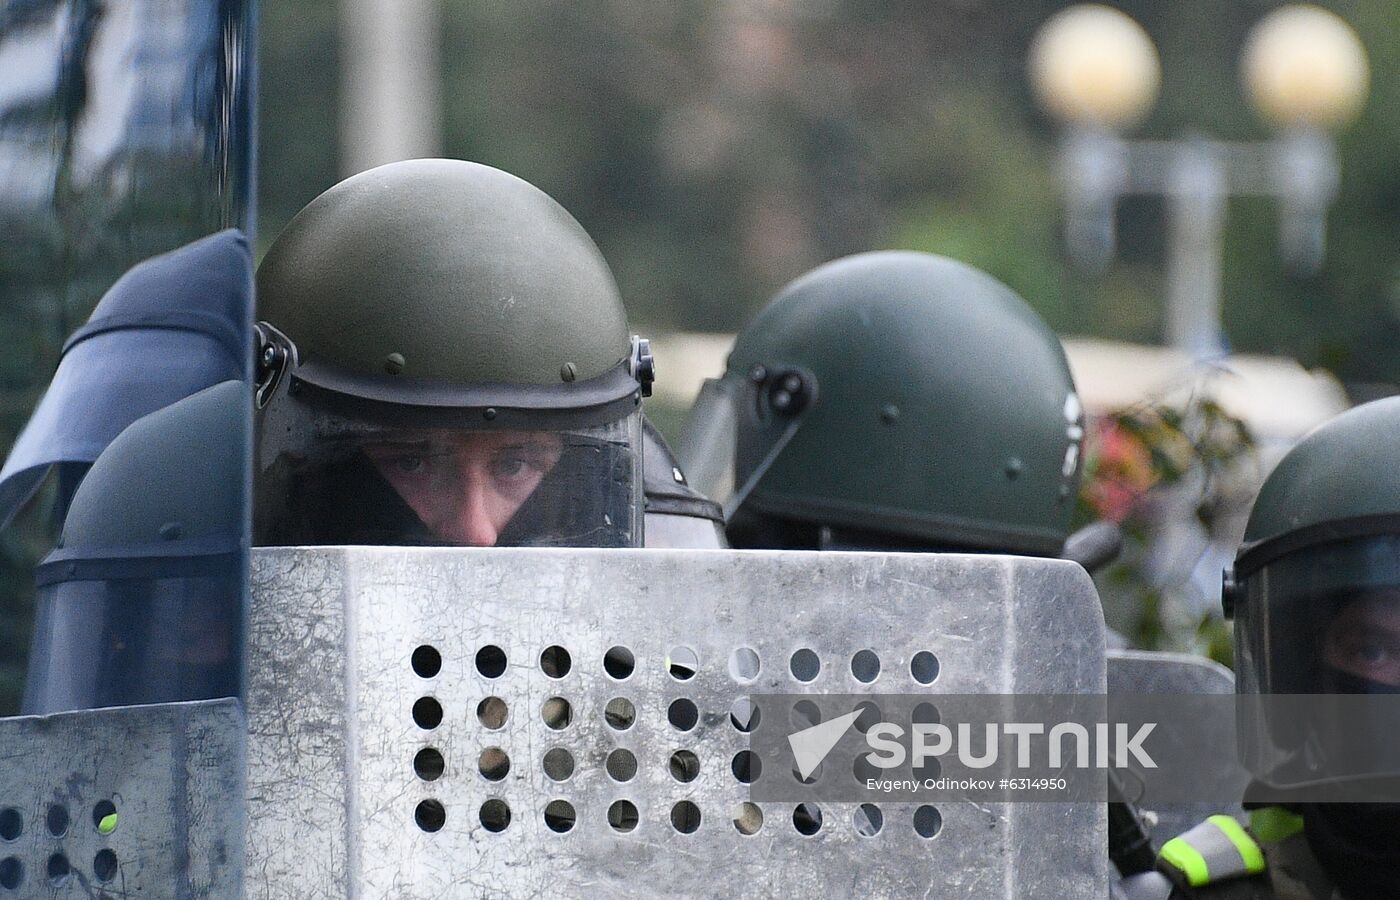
left=392, top=455, right=425, bottom=475
left=492, top=456, right=530, bottom=480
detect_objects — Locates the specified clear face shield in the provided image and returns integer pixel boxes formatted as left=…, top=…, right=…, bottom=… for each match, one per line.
left=256, top=378, right=643, bottom=549
left=676, top=367, right=815, bottom=520
left=24, top=548, right=245, bottom=715
left=1235, top=534, right=1400, bottom=788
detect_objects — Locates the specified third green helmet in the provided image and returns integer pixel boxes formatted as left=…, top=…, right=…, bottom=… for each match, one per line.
left=680, top=251, right=1082, bottom=555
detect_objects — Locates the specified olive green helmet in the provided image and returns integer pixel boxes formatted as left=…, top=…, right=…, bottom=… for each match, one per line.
left=26, top=381, right=248, bottom=714
left=680, top=251, right=1082, bottom=555
left=254, top=160, right=653, bottom=548
left=1225, top=397, right=1400, bottom=789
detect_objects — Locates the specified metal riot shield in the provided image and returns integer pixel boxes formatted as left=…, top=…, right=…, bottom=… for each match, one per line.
left=246, top=547, right=1108, bottom=897
left=0, top=699, right=245, bottom=897
left=1106, top=649, right=1239, bottom=841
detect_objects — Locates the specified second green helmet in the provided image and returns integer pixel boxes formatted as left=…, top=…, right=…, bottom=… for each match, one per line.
left=681, top=250, right=1083, bottom=555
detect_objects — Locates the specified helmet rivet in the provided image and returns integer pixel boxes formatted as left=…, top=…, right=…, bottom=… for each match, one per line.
left=783, top=374, right=802, bottom=393
left=384, top=352, right=406, bottom=375
left=1005, top=458, right=1023, bottom=480
left=261, top=345, right=278, bottom=367
left=560, top=362, right=577, bottom=382
left=748, top=364, right=768, bottom=383
left=159, top=521, right=183, bottom=541
left=483, top=407, right=498, bottom=421
left=880, top=404, right=900, bottom=425
left=772, top=390, right=793, bottom=412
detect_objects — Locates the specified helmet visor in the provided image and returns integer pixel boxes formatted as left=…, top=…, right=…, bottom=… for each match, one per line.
left=256, top=397, right=642, bottom=548
left=676, top=370, right=813, bottom=519
left=1237, top=534, right=1400, bottom=787
left=23, top=572, right=243, bottom=714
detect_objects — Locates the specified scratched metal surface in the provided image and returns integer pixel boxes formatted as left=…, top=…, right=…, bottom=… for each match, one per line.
left=247, top=547, right=1107, bottom=898
left=0, top=699, right=244, bottom=899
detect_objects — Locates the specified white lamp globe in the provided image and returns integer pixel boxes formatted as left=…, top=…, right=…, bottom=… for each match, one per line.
left=1030, top=5, right=1161, bottom=129
left=1242, top=5, right=1369, bottom=130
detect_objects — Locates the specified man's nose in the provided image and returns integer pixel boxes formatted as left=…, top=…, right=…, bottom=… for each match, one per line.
left=450, top=474, right=499, bottom=547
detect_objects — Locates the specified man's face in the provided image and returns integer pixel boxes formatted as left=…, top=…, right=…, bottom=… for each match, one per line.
left=1321, top=592, right=1400, bottom=688
left=361, top=430, right=564, bottom=546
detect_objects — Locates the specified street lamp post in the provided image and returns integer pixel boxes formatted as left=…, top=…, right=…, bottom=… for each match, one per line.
left=1031, top=4, right=1369, bottom=360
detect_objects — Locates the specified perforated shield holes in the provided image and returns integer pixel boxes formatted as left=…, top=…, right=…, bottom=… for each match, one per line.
left=665, top=647, right=698, bottom=681
left=604, top=697, right=636, bottom=730
left=415, top=799, right=446, bottom=833
left=792, top=760, right=822, bottom=785
left=480, top=800, right=510, bottom=833
left=912, top=701, right=940, bottom=726
left=667, top=698, right=699, bottom=731
left=793, top=804, right=823, bottom=835
left=728, top=647, right=760, bottom=681
left=913, top=805, right=943, bottom=839
left=851, top=649, right=881, bottom=683
left=45, top=805, right=68, bottom=838
left=789, top=649, right=821, bottom=682
left=790, top=699, right=822, bottom=730
left=0, top=809, right=18, bottom=842
left=544, top=800, right=576, bottom=833
left=733, top=802, right=763, bottom=836
left=608, top=800, right=639, bottom=833
left=853, top=701, right=882, bottom=733
left=854, top=804, right=883, bottom=837
left=93, top=849, right=118, bottom=882
left=854, top=752, right=881, bottom=785
left=92, top=800, right=117, bottom=835
left=477, top=697, right=508, bottom=730
left=0, top=857, right=19, bottom=890
left=911, top=650, right=940, bottom=685
left=412, top=644, right=441, bottom=678
left=415, top=748, right=445, bottom=781
left=413, top=696, right=443, bottom=730
left=731, top=751, right=760, bottom=784
left=479, top=748, right=510, bottom=781
left=476, top=645, right=507, bottom=678
left=543, top=748, right=575, bottom=782
left=540, top=646, right=572, bottom=678
left=45, top=852, right=69, bottom=886
left=605, top=749, right=638, bottom=782
left=670, top=801, right=701, bottom=834
left=542, top=697, right=573, bottom=730
left=914, top=755, right=942, bottom=782
left=603, top=645, right=635, bottom=680
left=730, top=698, right=760, bottom=732
left=243, top=547, right=1111, bottom=896
left=669, top=750, right=700, bottom=783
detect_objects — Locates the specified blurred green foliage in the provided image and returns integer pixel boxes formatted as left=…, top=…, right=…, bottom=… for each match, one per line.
left=1078, top=396, right=1258, bottom=664
left=258, top=0, right=1400, bottom=385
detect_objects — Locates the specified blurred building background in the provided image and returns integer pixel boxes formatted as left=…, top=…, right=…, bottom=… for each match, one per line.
left=263, top=0, right=1400, bottom=395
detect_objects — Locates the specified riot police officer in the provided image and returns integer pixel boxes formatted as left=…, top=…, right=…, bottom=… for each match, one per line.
left=23, top=381, right=247, bottom=714
left=1151, top=396, right=1400, bottom=898
left=253, top=159, right=654, bottom=548
left=679, top=249, right=1084, bottom=557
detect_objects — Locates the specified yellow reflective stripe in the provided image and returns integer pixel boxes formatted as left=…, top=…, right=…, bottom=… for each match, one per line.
left=1160, top=835, right=1211, bottom=887
left=1249, top=806, right=1304, bottom=844
left=1208, top=815, right=1266, bottom=875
